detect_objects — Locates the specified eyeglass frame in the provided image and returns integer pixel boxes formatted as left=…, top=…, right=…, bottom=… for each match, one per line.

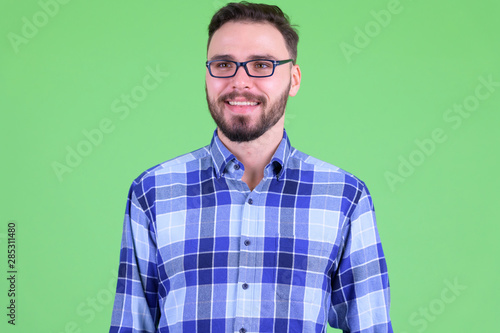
left=206, top=58, right=294, bottom=78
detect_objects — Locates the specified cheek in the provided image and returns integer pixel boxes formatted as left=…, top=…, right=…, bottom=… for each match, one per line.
left=206, top=76, right=227, bottom=95
left=258, top=78, right=288, bottom=98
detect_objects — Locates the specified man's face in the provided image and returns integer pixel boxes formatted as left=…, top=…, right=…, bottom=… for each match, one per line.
left=206, top=21, right=300, bottom=142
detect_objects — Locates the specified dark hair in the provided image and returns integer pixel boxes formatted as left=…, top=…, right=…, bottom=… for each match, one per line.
left=208, top=1, right=299, bottom=63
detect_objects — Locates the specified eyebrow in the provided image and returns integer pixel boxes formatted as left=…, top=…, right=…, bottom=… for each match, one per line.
left=209, top=54, right=279, bottom=61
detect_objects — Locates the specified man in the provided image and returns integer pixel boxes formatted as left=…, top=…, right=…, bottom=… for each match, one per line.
left=110, top=2, right=392, bottom=332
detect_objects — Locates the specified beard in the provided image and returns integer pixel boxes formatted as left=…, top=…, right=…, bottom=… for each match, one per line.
left=206, top=81, right=291, bottom=142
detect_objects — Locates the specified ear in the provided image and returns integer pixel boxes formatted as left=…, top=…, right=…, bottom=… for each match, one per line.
left=288, top=64, right=301, bottom=97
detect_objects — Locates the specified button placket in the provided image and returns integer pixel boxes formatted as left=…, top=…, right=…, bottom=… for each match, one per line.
left=237, top=190, right=259, bottom=332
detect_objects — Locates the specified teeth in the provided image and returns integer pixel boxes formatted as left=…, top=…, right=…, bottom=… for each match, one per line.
left=228, top=101, right=258, bottom=106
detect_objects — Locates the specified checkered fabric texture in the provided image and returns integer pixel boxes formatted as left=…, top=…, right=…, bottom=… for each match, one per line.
left=110, top=130, right=392, bottom=333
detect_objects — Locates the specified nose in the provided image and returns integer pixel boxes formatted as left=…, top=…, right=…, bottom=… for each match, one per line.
left=230, top=64, right=253, bottom=89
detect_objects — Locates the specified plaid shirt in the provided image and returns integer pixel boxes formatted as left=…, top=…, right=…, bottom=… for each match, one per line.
left=110, top=129, right=392, bottom=333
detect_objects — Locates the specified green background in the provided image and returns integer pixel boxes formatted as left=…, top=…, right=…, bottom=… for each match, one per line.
left=1, top=0, right=499, bottom=332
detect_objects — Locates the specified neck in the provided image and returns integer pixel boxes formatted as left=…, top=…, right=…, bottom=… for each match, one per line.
left=217, top=118, right=284, bottom=191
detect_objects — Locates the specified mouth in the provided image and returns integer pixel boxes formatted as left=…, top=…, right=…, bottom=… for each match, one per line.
left=226, top=100, right=260, bottom=106
left=224, top=99, right=261, bottom=114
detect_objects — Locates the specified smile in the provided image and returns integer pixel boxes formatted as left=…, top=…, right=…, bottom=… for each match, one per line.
left=227, top=101, right=260, bottom=106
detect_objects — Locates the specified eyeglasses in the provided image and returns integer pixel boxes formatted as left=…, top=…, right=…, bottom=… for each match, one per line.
left=206, top=59, right=294, bottom=78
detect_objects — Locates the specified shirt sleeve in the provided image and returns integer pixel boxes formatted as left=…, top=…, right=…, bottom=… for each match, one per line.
left=329, top=184, right=392, bottom=333
left=110, top=182, right=160, bottom=332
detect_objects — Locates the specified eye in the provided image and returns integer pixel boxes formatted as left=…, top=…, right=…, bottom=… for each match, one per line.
left=215, top=61, right=233, bottom=68
left=253, top=61, right=270, bottom=69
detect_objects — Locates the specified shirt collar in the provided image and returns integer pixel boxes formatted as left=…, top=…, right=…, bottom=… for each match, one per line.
left=209, top=129, right=236, bottom=179
left=209, top=129, right=292, bottom=180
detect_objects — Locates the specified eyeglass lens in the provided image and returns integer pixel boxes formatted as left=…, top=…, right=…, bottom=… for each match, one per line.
left=209, top=60, right=274, bottom=77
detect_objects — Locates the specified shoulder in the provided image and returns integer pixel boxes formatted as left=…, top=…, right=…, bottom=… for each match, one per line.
left=129, top=145, right=211, bottom=194
left=288, top=148, right=375, bottom=218
left=288, top=147, right=369, bottom=197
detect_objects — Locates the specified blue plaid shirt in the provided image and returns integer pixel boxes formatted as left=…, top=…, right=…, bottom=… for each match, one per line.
left=110, top=129, right=392, bottom=333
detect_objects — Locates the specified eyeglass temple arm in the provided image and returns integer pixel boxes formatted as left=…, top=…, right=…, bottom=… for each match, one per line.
left=277, top=59, right=294, bottom=66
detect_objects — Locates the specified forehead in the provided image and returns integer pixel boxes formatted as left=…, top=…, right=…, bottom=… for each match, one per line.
left=207, top=21, right=289, bottom=60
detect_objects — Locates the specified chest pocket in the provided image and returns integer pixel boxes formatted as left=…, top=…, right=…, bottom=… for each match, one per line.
left=275, top=237, right=334, bottom=303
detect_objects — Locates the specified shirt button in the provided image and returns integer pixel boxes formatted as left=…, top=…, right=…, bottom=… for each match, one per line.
left=242, top=283, right=249, bottom=290
left=239, top=328, right=246, bottom=333
left=244, top=239, right=251, bottom=246
left=248, top=198, right=253, bottom=205
left=234, top=164, right=240, bottom=170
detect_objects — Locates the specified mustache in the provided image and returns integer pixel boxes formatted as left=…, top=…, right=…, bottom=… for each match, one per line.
left=218, top=91, right=266, bottom=105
